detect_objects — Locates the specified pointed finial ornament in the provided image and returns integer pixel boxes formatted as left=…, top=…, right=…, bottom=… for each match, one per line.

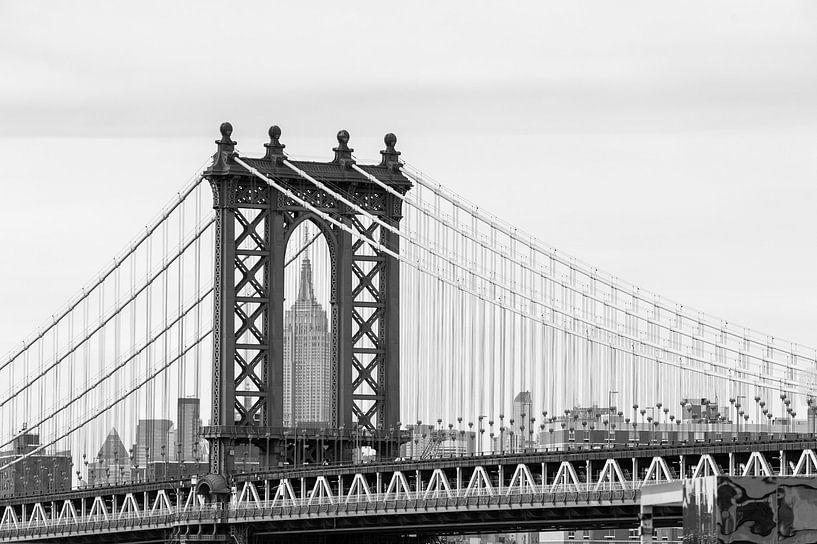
left=379, top=132, right=401, bottom=172
left=332, top=129, right=355, bottom=169
left=218, top=122, right=235, bottom=144
left=264, top=125, right=286, bottom=164
left=212, top=122, right=237, bottom=172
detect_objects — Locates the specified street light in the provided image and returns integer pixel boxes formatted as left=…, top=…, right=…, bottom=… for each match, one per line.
left=477, top=416, right=486, bottom=455
left=608, top=391, right=619, bottom=414
left=498, top=414, right=505, bottom=454
left=735, top=395, right=746, bottom=436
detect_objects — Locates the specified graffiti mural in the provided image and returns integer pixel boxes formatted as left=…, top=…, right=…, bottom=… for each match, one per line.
left=683, top=476, right=817, bottom=544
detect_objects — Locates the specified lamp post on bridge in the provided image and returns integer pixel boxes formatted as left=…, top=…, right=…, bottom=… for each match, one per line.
left=735, top=395, right=746, bottom=437
left=643, top=407, right=655, bottom=444
left=499, top=414, right=505, bottom=454
left=608, top=390, right=619, bottom=414
left=477, top=416, right=486, bottom=455
left=528, top=416, right=535, bottom=451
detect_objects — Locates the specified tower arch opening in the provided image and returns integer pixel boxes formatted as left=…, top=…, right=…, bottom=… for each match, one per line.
left=282, top=220, right=334, bottom=432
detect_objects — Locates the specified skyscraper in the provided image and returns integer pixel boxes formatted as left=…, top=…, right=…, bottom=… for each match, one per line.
left=87, top=428, right=131, bottom=486
left=512, top=391, right=533, bottom=450
left=177, top=398, right=201, bottom=462
left=283, top=237, right=331, bottom=427
left=133, top=419, right=173, bottom=468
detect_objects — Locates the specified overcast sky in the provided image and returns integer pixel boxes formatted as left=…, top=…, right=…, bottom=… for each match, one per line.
left=1, top=1, right=816, bottom=353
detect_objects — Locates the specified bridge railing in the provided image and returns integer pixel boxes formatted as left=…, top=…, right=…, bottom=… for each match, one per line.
left=5, top=441, right=817, bottom=540
left=0, top=480, right=647, bottom=540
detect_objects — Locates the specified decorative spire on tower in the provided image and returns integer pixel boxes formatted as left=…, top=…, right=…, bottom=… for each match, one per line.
left=297, top=225, right=315, bottom=302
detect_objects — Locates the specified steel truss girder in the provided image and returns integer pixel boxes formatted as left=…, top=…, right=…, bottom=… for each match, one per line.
left=9, top=440, right=817, bottom=541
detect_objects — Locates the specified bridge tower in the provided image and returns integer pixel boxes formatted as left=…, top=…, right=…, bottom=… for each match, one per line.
left=203, top=123, right=411, bottom=475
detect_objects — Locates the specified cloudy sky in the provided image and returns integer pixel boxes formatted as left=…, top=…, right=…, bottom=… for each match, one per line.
left=1, top=1, right=816, bottom=352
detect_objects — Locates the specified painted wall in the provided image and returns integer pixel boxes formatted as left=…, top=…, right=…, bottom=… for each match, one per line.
left=684, top=476, right=817, bottom=543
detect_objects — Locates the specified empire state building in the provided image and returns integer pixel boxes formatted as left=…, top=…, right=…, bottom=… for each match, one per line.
left=283, top=247, right=331, bottom=427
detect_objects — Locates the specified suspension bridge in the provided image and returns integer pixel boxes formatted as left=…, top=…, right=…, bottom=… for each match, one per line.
left=0, top=123, right=815, bottom=543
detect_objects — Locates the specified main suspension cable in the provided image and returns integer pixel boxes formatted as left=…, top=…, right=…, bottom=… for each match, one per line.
left=0, top=215, right=215, bottom=406
left=0, top=287, right=213, bottom=452
left=0, top=327, right=213, bottom=473
left=0, top=163, right=210, bottom=374
left=363, top=163, right=814, bottom=378
left=235, top=157, right=803, bottom=396
left=401, top=161, right=816, bottom=365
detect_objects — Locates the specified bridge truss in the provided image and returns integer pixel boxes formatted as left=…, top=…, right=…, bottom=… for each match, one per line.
left=3, top=440, right=817, bottom=542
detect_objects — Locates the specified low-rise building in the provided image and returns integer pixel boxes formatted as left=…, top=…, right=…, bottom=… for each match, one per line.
left=0, top=432, right=71, bottom=498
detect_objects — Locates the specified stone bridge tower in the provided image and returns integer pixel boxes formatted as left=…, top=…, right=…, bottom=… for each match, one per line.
left=203, top=123, right=411, bottom=475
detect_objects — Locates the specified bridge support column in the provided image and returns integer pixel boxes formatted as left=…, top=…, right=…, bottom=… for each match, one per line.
left=230, top=524, right=249, bottom=544
left=639, top=504, right=653, bottom=544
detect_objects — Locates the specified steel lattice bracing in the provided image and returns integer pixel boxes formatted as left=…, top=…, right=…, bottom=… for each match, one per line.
left=209, top=165, right=275, bottom=474
left=349, top=213, right=401, bottom=432
left=204, top=124, right=410, bottom=474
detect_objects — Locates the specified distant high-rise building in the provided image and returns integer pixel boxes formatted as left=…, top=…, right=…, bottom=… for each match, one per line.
left=283, top=237, right=331, bottom=427
left=133, top=419, right=173, bottom=468
left=512, top=391, right=533, bottom=449
left=87, top=428, right=131, bottom=486
left=400, top=424, right=435, bottom=459
left=400, top=424, right=476, bottom=459
left=683, top=398, right=721, bottom=424
left=0, top=432, right=71, bottom=497
left=177, top=398, right=201, bottom=462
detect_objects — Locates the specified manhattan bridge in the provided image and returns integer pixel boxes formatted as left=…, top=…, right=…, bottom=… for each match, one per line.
left=0, top=124, right=816, bottom=543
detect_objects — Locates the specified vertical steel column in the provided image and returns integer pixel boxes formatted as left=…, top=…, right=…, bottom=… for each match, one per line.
left=207, top=123, right=276, bottom=474
left=639, top=504, right=654, bottom=544
left=382, top=209, right=401, bottom=434
left=265, top=208, right=286, bottom=429
left=336, top=227, right=355, bottom=432
left=209, top=124, right=238, bottom=475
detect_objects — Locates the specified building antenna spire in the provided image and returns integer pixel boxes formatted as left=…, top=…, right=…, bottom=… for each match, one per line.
left=298, top=224, right=315, bottom=302
left=303, top=223, right=309, bottom=260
